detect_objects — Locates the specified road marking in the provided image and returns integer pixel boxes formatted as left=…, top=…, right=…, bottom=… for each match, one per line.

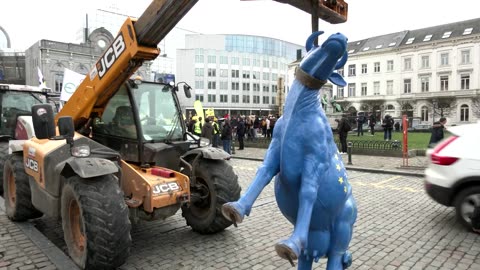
left=375, top=175, right=402, bottom=185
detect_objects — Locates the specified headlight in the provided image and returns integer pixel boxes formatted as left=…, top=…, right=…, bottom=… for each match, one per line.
left=71, top=145, right=91, bottom=157
left=199, top=138, right=210, bottom=147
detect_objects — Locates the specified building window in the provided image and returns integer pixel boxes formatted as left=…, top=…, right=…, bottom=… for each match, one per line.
left=387, top=80, right=393, bottom=95
left=272, top=61, right=278, bottom=69
left=420, top=77, right=429, bottom=92
left=252, top=71, right=260, bottom=80
left=262, top=96, right=269, bottom=104
left=461, top=74, right=470, bottom=90
left=337, top=68, right=344, bottom=77
left=361, top=64, right=367, bottom=74
left=440, top=53, right=449, bottom=66
left=220, top=69, right=228, bottom=77
left=421, top=55, right=430, bottom=68
left=421, top=106, right=429, bottom=122
left=231, top=70, right=239, bottom=78
left=208, top=81, right=216, bottom=89
left=440, top=76, right=448, bottom=91
left=242, top=71, right=250, bottom=79
left=195, top=55, right=204, bottom=63
left=208, top=68, right=216, bottom=77
left=461, top=50, right=471, bottom=64
left=460, top=104, right=469, bottom=122
left=263, top=72, right=270, bottom=80
left=253, top=83, right=260, bottom=91
left=231, top=82, right=239, bottom=90
left=242, top=57, right=250, bottom=66
left=242, top=95, right=250, bottom=103
left=337, top=87, right=344, bottom=98
left=374, top=81, right=380, bottom=95
left=220, top=56, right=228, bottom=64
left=348, top=65, right=356, bottom=76
left=263, top=59, right=269, bottom=68
left=387, top=60, right=394, bottom=71
left=242, top=83, right=250, bottom=91
left=253, top=95, right=260, bottom=104
left=272, top=85, right=277, bottom=92
left=195, top=68, right=204, bottom=76
left=253, top=58, right=260, bottom=67
left=54, top=73, right=63, bottom=92
left=195, top=80, right=204, bottom=89
left=272, top=96, right=276, bottom=105
left=208, top=55, right=216, bottom=64
left=374, top=62, right=380, bottom=72
left=220, top=94, right=228, bottom=103
left=207, top=94, right=216, bottom=102
left=348, top=83, right=356, bottom=97
left=404, top=58, right=412, bottom=70
left=361, top=83, right=367, bottom=96
left=404, top=79, right=411, bottom=93
left=195, top=94, right=204, bottom=102
left=272, top=74, right=278, bottom=81
left=231, top=95, right=239, bottom=103
left=263, top=85, right=269, bottom=92
left=220, top=81, right=228, bottom=90
left=231, top=57, right=240, bottom=65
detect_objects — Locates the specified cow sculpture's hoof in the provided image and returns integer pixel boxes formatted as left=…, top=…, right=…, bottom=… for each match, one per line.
left=275, top=239, right=301, bottom=267
left=342, top=251, right=352, bottom=268
left=221, top=202, right=245, bottom=227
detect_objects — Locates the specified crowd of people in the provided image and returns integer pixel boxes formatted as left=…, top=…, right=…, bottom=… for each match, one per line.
left=186, top=114, right=280, bottom=154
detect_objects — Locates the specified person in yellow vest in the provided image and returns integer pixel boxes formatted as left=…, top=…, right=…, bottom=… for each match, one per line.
left=193, top=116, right=203, bottom=136
left=212, top=117, right=220, bottom=147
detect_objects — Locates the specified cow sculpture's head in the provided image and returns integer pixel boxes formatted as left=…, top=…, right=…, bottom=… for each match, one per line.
left=298, top=31, right=348, bottom=88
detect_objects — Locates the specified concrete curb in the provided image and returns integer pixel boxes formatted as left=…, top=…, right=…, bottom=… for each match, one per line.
left=231, top=156, right=425, bottom=177
left=0, top=196, right=79, bottom=270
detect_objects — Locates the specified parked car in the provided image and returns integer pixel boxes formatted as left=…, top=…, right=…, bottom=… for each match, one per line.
left=424, top=122, right=480, bottom=231
left=408, top=124, right=431, bottom=132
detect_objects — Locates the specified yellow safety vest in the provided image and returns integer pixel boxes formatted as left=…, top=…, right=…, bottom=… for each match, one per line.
left=213, top=122, right=219, bottom=134
left=194, top=121, right=202, bottom=134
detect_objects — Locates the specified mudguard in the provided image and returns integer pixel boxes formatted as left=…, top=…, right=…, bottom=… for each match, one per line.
left=182, top=147, right=230, bottom=161
left=66, top=157, right=118, bottom=179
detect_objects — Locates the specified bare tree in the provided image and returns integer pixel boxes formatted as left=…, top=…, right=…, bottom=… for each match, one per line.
left=426, top=97, right=457, bottom=120
left=336, top=100, right=352, bottom=113
left=471, top=97, right=480, bottom=118
left=361, top=99, right=385, bottom=113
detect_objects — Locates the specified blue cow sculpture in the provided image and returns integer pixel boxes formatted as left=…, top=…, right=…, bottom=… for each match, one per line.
left=221, top=31, right=357, bottom=270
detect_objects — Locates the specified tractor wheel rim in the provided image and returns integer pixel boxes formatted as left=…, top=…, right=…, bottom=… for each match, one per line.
left=7, top=169, right=16, bottom=206
left=192, top=177, right=212, bottom=217
left=69, top=199, right=86, bottom=253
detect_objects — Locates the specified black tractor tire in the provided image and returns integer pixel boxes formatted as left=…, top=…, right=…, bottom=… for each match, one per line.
left=454, top=186, right=480, bottom=231
left=61, top=174, right=131, bottom=270
left=0, top=141, right=8, bottom=196
left=182, top=158, right=241, bottom=234
left=3, top=152, right=43, bottom=221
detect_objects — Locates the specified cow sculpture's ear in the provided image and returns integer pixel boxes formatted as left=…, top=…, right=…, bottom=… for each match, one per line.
left=329, top=73, right=347, bottom=87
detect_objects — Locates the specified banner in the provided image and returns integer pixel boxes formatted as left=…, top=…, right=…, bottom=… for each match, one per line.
left=205, top=108, right=215, bottom=118
left=193, top=100, right=205, bottom=124
left=37, top=66, right=46, bottom=88
left=60, top=68, right=85, bottom=102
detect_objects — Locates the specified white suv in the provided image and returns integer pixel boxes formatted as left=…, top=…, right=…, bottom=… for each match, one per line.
left=424, top=122, right=480, bottom=231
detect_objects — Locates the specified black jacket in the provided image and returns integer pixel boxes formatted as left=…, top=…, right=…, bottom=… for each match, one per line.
left=429, top=121, right=445, bottom=145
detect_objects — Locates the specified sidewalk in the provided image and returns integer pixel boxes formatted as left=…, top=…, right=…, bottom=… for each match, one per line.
left=0, top=196, right=78, bottom=270
left=231, top=147, right=427, bottom=177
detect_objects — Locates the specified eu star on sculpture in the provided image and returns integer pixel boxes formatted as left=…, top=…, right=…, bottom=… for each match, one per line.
left=222, top=31, right=357, bottom=270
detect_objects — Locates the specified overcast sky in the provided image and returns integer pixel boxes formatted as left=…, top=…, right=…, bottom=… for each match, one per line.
left=1, top=0, right=480, bottom=51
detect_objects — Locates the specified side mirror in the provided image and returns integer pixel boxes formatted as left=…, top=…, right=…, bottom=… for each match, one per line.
left=183, top=85, right=192, bottom=98
left=32, top=104, right=56, bottom=139
left=58, top=116, right=74, bottom=138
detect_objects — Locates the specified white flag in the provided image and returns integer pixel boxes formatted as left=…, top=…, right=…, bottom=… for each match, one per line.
left=37, top=66, right=46, bottom=88
left=60, top=68, right=85, bottom=102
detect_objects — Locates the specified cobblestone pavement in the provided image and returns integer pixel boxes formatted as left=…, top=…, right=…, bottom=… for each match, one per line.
left=0, top=197, right=57, bottom=270
left=28, top=157, right=480, bottom=270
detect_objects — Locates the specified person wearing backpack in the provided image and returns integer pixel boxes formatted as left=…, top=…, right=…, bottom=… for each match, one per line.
left=337, top=113, right=350, bottom=154
left=382, top=114, right=394, bottom=141
left=356, top=114, right=365, bottom=136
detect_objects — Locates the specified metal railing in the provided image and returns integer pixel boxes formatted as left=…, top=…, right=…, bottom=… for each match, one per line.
left=334, top=139, right=402, bottom=150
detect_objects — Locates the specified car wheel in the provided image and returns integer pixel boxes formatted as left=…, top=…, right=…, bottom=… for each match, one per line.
left=454, top=186, right=480, bottom=230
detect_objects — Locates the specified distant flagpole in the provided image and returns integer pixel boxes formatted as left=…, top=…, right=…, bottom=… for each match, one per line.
left=37, top=66, right=46, bottom=88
